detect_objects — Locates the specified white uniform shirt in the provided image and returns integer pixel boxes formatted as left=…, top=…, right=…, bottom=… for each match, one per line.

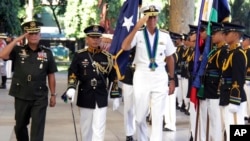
left=131, top=28, right=176, bottom=72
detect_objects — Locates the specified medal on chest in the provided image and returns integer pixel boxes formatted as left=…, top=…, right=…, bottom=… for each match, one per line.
left=37, top=50, right=47, bottom=69
left=19, top=49, right=29, bottom=63
left=82, top=59, right=89, bottom=75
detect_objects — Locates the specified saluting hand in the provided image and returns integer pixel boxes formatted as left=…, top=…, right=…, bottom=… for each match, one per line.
left=14, top=33, right=28, bottom=43
left=134, top=14, right=149, bottom=30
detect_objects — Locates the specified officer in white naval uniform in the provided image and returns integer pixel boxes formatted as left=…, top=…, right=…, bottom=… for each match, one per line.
left=120, top=4, right=176, bottom=141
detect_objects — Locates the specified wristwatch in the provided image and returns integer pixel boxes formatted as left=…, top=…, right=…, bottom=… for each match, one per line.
left=51, top=93, right=57, bottom=96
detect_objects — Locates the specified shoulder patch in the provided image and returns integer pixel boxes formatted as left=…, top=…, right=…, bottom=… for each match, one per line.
left=77, top=48, right=87, bottom=53
left=159, top=29, right=169, bottom=34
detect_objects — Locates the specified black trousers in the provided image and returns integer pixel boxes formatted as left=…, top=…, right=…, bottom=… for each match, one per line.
left=14, top=97, right=48, bottom=141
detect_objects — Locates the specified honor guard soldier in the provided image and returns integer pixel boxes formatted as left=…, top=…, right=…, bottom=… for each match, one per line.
left=0, top=20, right=58, bottom=141
left=219, top=23, right=247, bottom=141
left=0, top=28, right=7, bottom=89
left=180, top=33, right=192, bottom=114
left=169, top=32, right=185, bottom=111
left=119, top=47, right=136, bottom=141
left=163, top=32, right=181, bottom=132
left=185, top=25, right=198, bottom=140
left=202, top=22, right=228, bottom=141
left=65, top=25, right=119, bottom=141
left=242, top=33, right=250, bottom=123
left=121, top=4, right=176, bottom=141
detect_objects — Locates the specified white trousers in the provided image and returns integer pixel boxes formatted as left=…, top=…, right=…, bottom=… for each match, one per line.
left=181, top=77, right=190, bottom=110
left=189, top=102, right=197, bottom=139
left=177, top=75, right=183, bottom=107
left=221, top=103, right=245, bottom=141
left=122, top=82, right=136, bottom=136
left=133, top=69, right=168, bottom=141
left=0, top=61, right=6, bottom=76
left=79, top=105, right=107, bottom=141
left=164, top=87, right=177, bottom=131
left=244, top=81, right=250, bottom=117
left=199, top=99, right=223, bottom=141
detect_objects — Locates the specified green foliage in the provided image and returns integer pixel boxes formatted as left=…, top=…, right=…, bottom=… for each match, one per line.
left=0, top=0, right=22, bottom=35
left=229, top=0, right=250, bottom=34
left=105, top=0, right=123, bottom=28
left=64, top=0, right=101, bottom=38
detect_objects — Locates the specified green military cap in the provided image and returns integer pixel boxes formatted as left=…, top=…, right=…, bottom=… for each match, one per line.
left=140, top=4, right=161, bottom=16
left=84, top=25, right=105, bottom=37
left=21, top=21, right=43, bottom=33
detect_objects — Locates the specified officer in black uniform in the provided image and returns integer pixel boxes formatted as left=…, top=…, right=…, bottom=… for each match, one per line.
left=202, top=22, right=228, bottom=141
left=242, top=33, right=250, bottom=123
left=169, top=31, right=184, bottom=110
left=219, top=23, right=247, bottom=141
left=120, top=47, right=136, bottom=141
left=65, top=25, right=119, bottom=141
left=0, top=21, right=58, bottom=141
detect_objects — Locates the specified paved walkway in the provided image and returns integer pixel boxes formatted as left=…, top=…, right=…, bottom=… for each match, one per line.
left=0, top=71, right=190, bottom=141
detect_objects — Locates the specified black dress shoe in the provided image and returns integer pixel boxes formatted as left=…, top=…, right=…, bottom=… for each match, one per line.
left=163, top=127, right=173, bottom=132
left=185, top=110, right=190, bottom=116
left=180, top=107, right=186, bottom=112
left=189, top=135, right=193, bottom=141
left=126, top=136, right=134, bottom=141
left=0, top=85, right=6, bottom=89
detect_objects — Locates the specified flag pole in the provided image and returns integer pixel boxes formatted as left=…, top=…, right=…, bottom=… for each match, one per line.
left=193, top=0, right=206, bottom=141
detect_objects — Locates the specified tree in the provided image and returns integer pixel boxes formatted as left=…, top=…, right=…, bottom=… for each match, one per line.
left=41, top=0, right=67, bottom=34
left=169, top=0, right=195, bottom=34
left=229, top=0, right=250, bottom=34
left=64, top=0, right=101, bottom=38
left=0, top=0, right=22, bottom=35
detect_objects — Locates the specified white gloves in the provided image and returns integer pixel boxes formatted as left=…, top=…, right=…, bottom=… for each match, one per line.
left=228, top=103, right=240, bottom=113
left=112, top=98, right=120, bottom=111
left=66, top=88, right=76, bottom=102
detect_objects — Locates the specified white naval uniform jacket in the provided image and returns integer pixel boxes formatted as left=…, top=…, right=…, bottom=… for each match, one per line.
left=131, top=28, right=176, bottom=71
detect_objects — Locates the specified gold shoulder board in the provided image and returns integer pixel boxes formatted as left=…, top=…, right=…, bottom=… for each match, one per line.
left=77, top=48, right=87, bottom=53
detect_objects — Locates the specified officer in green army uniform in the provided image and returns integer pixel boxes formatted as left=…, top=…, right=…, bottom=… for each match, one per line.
left=0, top=21, right=58, bottom=141
left=219, top=23, right=247, bottom=141
left=65, top=25, right=119, bottom=141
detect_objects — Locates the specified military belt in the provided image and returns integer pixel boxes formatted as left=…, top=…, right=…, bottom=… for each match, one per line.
left=221, top=78, right=232, bottom=84
left=27, top=75, right=43, bottom=81
left=90, top=78, right=102, bottom=87
left=245, top=76, right=250, bottom=81
left=205, top=71, right=219, bottom=77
